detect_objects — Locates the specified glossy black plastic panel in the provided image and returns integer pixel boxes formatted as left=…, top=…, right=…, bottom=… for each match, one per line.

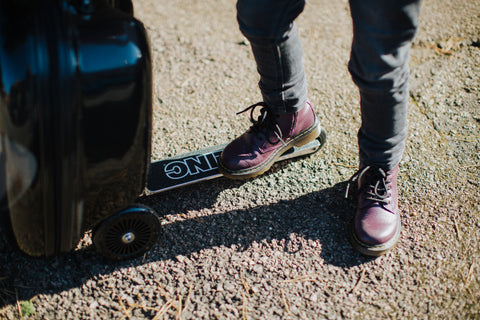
left=78, top=0, right=152, bottom=237
left=0, top=0, right=151, bottom=256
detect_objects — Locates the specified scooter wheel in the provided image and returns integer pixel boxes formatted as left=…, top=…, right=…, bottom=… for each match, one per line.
left=93, top=205, right=161, bottom=260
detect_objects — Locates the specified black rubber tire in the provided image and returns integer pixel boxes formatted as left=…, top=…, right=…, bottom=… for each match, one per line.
left=93, top=204, right=161, bottom=260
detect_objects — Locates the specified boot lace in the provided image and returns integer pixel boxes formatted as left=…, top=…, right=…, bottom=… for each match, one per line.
left=237, top=102, right=287, bottom=146
left=345, top=166, right=391, bottom=204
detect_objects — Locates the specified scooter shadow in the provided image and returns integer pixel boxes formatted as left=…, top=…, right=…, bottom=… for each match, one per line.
left=141, top=178, right=365, bottom=268
left=0, top=171, right=372, bottom=308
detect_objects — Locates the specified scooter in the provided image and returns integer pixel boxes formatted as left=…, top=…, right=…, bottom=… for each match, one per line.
left=0, top=0, right=326, bottom=260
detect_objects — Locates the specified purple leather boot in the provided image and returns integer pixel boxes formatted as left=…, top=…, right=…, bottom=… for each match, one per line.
left=219, top=101, right=321, bottom=179
left=346, top=165, right=401, bottom=256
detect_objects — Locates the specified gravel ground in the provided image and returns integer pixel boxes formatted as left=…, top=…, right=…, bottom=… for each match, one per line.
left=1, top=0, right=479, bottom=319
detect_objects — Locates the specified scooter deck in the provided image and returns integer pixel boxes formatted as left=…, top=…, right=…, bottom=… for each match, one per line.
left=145, top=131, right=326, bottom=195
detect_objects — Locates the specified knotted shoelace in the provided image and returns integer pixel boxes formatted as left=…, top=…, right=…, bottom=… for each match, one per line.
left=236, top=102, right=287, bottom=146
left=345, top=166, right=391, bottom=204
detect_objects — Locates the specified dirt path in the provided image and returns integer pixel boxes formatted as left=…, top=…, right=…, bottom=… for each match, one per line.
left=1, top=0, right=479, bottom=319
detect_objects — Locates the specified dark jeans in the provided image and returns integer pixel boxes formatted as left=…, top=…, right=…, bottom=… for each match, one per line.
left=236, top=0, right=422, bottom=169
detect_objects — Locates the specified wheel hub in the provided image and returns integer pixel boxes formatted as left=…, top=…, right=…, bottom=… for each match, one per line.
left=121, top=232, right=136, bottom=244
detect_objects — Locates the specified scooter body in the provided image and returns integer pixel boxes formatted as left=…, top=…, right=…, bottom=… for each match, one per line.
left=0, top=0, right=152, bottom=258
left=0, top=0, right=326, bottom=260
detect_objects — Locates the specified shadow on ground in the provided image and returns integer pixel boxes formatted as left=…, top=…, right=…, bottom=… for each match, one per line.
left=0, top=172, right=371, bottom=308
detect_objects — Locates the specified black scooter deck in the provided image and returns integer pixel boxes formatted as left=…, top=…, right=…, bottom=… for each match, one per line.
left=145, top=131, right=326, bottom=195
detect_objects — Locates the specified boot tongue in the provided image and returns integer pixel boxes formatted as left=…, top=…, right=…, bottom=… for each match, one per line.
left=246, top=108, right=287, bottom=147
left=273, top=112, right=295, bottom=137
left=358, top=167, right=390, bottom=204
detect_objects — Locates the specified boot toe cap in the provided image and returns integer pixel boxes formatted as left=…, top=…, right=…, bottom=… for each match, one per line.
left=354, top=205, right=400, bottom=246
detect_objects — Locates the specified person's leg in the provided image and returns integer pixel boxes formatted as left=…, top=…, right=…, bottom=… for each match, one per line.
left=219, top=0, right=323, bottom=179
left=349, top=0, right=422, bottom=170
left=347, top=0, right=422, bottom=256
left=236, top=0, right=307, bottom=113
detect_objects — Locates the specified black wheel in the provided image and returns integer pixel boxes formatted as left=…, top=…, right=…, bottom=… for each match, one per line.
left=93, top=205, right=161, bottom=260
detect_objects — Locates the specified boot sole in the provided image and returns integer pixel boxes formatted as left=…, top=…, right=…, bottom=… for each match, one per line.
left=218, top=120, right=324, bottom=180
